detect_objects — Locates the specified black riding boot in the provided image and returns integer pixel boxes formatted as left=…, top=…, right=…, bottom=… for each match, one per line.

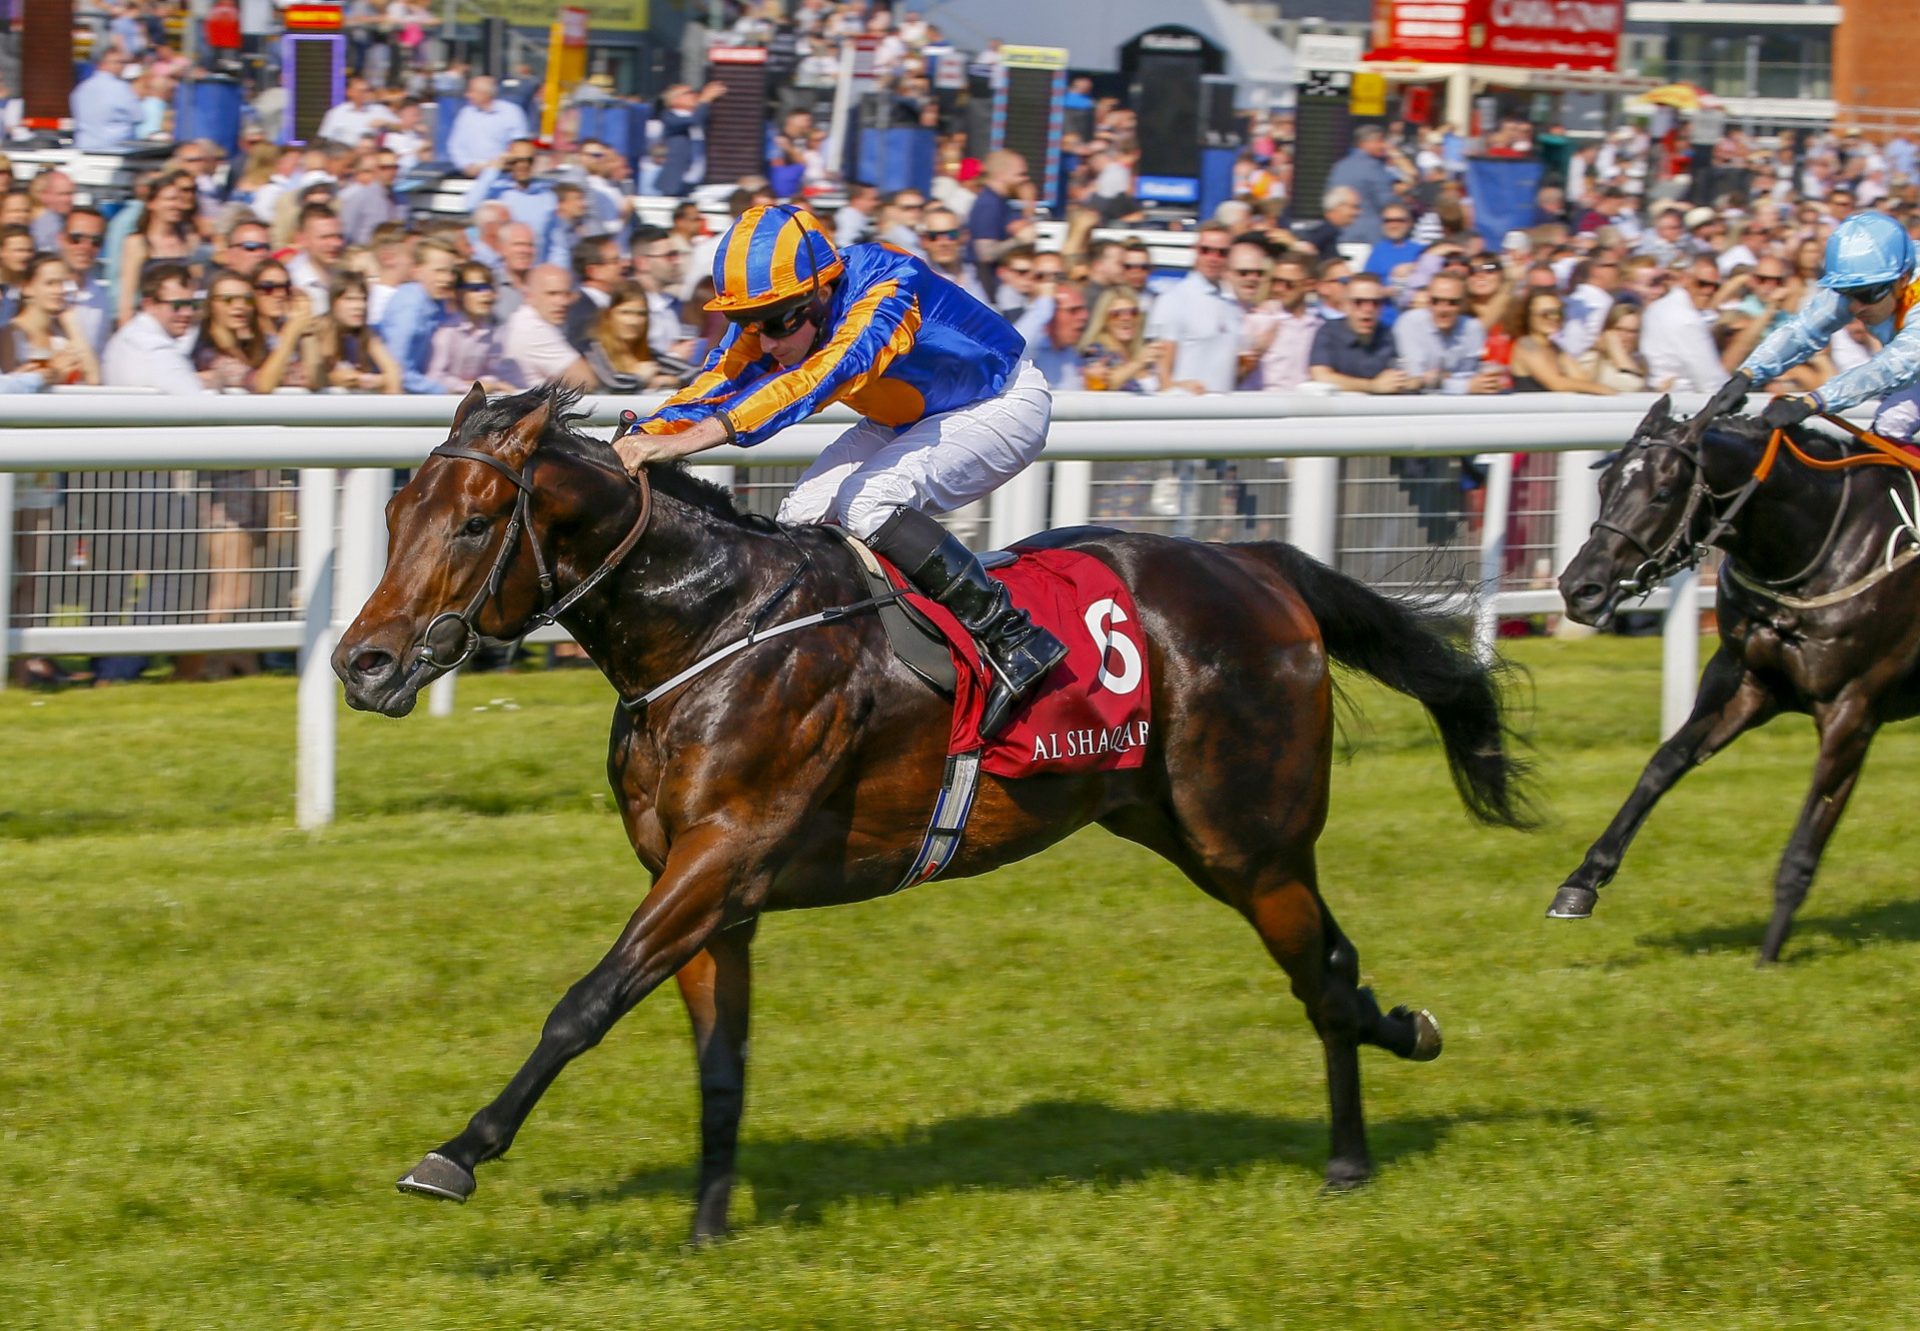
left=868, top=507, right=1068, bottom=740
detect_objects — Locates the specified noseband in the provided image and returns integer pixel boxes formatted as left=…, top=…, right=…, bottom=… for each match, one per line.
left=1592, top=437, right=1724, bottom=599
left=406, top=435, right=653, bottom=685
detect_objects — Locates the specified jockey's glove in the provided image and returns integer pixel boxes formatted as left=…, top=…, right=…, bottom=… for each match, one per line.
left=1761, top=394, right=1819, bottom=429
left=1699, top=370, right=1751, bottom=421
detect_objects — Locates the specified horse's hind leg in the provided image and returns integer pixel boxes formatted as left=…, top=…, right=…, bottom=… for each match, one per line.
left=674, top=918, right=757, bottom=1244
left=1760, top=696, right=1877, bottom=963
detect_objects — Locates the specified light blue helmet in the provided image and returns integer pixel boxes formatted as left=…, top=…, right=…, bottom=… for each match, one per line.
left=1820, top=211, right=1914, bottom=291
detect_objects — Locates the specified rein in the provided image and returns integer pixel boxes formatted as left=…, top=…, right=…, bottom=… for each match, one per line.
left=402, top=437, right=654, bottom=690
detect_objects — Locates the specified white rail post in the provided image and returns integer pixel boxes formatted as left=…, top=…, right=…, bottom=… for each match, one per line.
left=1051, top=458, right=1092, bottom=529
left=337, top=467, right=391, bottom=618
left=989, top=461, right=1051, bottom=548
left=1661, top=566, right=1701, bottom=740
left=296, top=468, right=338, bottom=831
left=0, top=471, right=14, bottom=690
left=1554, top=449, right=1603, bottom=639
left=1286, top=455, right=1339, bottom=563
left=1474, top=451, right=1515, bottom=661
left=428, top=668, right=458, bottom=717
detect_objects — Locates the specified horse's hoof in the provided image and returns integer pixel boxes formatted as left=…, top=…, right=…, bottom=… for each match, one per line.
left=1321, top=1160, right=1373, bottom=1194
left=396, top=1152, right=475, bottom=1204
left=1546, top=884, right=1598, bottom=919
left=1392, top=1006, right=1443, bottom=1062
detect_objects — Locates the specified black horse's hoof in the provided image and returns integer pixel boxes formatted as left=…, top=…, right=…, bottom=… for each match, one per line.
left=1321, top=1160, right=1373, bottom=1194
left=1392, top=1006, right=1443, bottom=1062
left=396, top=1152, right=475, bottom=1204
left=1546, top=884, right=1598, bottom=919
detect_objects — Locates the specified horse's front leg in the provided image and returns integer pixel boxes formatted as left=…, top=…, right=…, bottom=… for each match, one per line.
left=1548, top=648, right=1776, bottom=919
left=675, top=917, right=757, bottom=1244
left=396, top=827, right=749, bottom=1204
left=1759, top=693, right=1878, bottom=964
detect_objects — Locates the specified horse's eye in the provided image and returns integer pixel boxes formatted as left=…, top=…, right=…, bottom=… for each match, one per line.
left=463, top=515, right=489, bottom=536
left=1654, top=487, right=1674, bottom=503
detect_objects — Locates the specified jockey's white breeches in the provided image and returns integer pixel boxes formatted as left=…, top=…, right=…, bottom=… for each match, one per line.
left=776, top=361, right=1052, bottom=540
left=1870, top=383, right=1920, bottom=443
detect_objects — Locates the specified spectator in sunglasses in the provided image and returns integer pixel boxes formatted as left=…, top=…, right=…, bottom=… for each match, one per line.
left=1643, top=256, right=1742, bottom=395
left=1309, top=273, right=1412, bottom=394
left=102, top=262, right=208, bottom=394
left=464, top=137, right=557, bottom=242
left=427, top=260, right=525, bottom=394
left=1243, top=254, right=1323, bottom=393
left=190, top=266, right=265, bottom=392
left=58, top=205, right=113, bottom=355
left=1146, top=222, right=1242, bottom=394
left=215, top=216, right=274, bottom=279
left=919, top=206, right=988, bottom=302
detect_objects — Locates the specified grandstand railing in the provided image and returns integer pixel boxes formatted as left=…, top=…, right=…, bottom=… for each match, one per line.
left=2, top=391, right=1742, bottom=827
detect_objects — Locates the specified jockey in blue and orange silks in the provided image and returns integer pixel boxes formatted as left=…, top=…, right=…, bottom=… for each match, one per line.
left=1701, top=211, right=1920, bottom=440
left=614, top=204, right=1066, bottom=739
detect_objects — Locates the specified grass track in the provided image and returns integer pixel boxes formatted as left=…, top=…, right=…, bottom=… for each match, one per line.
left=5, top=637, right=1920, bottom=1329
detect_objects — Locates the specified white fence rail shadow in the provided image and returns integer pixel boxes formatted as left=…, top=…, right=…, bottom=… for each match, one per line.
left=2, top=391, right=1752, bottom=827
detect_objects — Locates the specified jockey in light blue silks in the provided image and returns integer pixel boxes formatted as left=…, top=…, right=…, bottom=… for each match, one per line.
left=1700, top=211, right=1920, bottom=436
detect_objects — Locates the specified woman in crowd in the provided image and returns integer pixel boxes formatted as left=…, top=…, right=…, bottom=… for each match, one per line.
left=0, top=187, right=32, bottom=229
left=251, top=260, right=315, bottom=393
left=1505, top=288, right=1616, bottom=395
left=1789, top=236, right=1825, bottom=309
left=425, top=260, right=524, bottom=393
left=1465, top=254, right=1514, bottom=359
left=1078, top=286, right=1155, bottom=392
left=227, top=142, right=281, bottom=213
left=582, top=281, right=674, bottom=392
left=0, top=252, right=99, bottom=385
left=1576, top=302, right=1657, bottom=392
left=117, top=170, right=201, bottom=322
left=305, top=272, right=400, bottom=393
left=191, top=267, right=266, bottom=391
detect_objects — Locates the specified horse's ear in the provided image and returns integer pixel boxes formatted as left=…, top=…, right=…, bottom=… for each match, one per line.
left=1638, top=393, right=1673, bottom=437
left=495, top=398, right=551, bottom=473
left=449, top=381, right=488, bottom=438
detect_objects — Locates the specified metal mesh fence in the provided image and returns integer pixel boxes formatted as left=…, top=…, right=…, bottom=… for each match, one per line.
left=9, top=470, right=301, bottom=629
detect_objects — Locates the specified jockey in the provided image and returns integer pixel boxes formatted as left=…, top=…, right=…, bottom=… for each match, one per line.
left=614, top=204, right=1066, bottom=739
left=1702, top=211, right=1920, bottom=438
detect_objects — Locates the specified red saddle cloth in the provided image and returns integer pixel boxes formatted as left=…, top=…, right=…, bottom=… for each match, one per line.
left=882, top=547, right=1153, bottom=778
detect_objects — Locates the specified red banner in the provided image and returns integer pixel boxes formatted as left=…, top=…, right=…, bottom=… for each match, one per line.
left=1367, top=0, right=1622, bottom=71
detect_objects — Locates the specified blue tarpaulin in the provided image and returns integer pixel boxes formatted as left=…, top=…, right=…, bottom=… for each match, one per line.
left=1465, top=157, right=1543, bottom=249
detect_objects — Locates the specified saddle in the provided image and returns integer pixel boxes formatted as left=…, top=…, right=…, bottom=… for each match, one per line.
left=835, top=529, right=1014, bottom=698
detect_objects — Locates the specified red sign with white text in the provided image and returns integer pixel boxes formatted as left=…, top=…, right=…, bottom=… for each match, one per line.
left=1367, top=0, right=1622, bottom=71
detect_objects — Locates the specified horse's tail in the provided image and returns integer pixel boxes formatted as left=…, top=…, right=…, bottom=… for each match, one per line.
left=1243, top=541, right=1537, bottom=830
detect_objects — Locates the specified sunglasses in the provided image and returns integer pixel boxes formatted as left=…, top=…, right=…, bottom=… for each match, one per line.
left=1123, top=262, right=1151, bottom=271
left=504, top=157, right=534, bottom=167
left=1350, top=296, right=1384, bottom=307
left=1430, top=296, right=1463, bottom=306
left=1753, top=273, right=1784, bottom=284
left=236, top=240, right=270, bottom=252
left=253, top=280, right=290, bottom=293
left=733, top=301, right=817, bottom=339
left=64, top=231, right=102, bottom=244
left=1382, top=216, right=1411, bottom=225
left=1109, top=307, right=1139, bottom=316
left=212, top=291, right=253, bottom=305
left=1196, top=245, right=1231, bottom=256
left=457, top=281, right=495, bottom=292
left=1694, top=278, right=1721, bottom=292
left=161, top=297, right=202, bottom=312
left=1005, top=265, right=1033, bottom=276
left=1232, top=267, right=1268, bottom=277
left=922, top=228, right=960, bottom=241
left=1839, top=280, right=1897, bottom=304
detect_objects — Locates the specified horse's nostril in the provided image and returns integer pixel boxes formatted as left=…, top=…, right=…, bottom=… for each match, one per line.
left=351, top=648, right=395, bottom=680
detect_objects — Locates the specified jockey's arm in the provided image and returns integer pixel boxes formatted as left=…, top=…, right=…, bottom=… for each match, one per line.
left=1806, top=313, right=1920, bottom=415
left=619, top=278, right=923, bottom=472
left=1739, top=287, right=1851, bottom=389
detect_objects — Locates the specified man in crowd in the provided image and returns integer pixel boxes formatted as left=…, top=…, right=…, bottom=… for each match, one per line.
left=316, top=76, right=396, bottom=148
left=72, top=47, right=141, bottom=152
left=215, top=216, right=273, bottom=278
left=1559, top=251, right=1623, bottom=359
left=378, top=238, right=460, bottom=395
left=1326, top=126, right=1400, bottom=244
left=919, top=206, right=985, bottom=300
left=565, top=234, right=623, bottom=350
left=1643, top=256, right=1735, bottom=394
left=286, top=203, right=346, bottom=314
left=1147, top=222, right=1241, bottom=395
left=1309, top=273, right=1411, bottom=394
left=447, top=76, right=531, bottom=176
left=60, top=207, right=113, bottom=356
left=30, top=171, right=77, bottom=252
left=834, top=181, right=883, bottom=247
left=632, top=225, right=695, bottom=361
left=493, top=222, right=538, bottom=320
left=1244, top=252, right=1322, bottom=393
left=102, top=264, right=207, bottom=394
left=504, top=265, right=597, bottom=388
left=1015, top=279, right=1090, bottom=389
left=337, top=148, right=406, bottom=245
left=1394, top=274, right=1503, bottom=394
left=465, top=138, right=556, bottom=238
left=1294, top=187, right=1360, bottom=262
left=968, top=150, right=1033, bottom=296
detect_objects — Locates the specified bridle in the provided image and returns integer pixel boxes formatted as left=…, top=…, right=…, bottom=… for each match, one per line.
left=1598, top=427, right=1853, bottom=600
left=402, top=432, right=653, bottom=691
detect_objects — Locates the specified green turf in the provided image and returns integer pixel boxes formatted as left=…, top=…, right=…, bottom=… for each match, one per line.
left=5, top=636, right=1920, bottom=1329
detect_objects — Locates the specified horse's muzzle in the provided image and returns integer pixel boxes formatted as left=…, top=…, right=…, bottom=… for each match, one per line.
left=1559, top=572, right=1620, bottom=629
left=333, top=637, right=421, bottom=717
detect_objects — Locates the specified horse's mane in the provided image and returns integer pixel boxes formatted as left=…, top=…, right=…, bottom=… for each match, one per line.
left=459, top=382, right=779, bottom=531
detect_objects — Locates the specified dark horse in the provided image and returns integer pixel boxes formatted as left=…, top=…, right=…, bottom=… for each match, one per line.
left=333, top=384, right=1532, bottom=1239
left=1555, top=394, right=1920, bottom=962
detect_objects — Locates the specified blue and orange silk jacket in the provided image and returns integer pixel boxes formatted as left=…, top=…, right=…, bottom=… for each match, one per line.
left=635, top=243, right=1026, bottom=447
left=1740, top=275, right=1920, bottom=412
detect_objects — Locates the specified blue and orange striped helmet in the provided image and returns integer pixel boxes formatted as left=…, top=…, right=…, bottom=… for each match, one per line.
left=704, top=205, right=844, bottom=315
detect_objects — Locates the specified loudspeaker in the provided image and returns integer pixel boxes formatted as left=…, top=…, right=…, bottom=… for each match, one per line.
left=1132, top=53, right=1200, bottom=177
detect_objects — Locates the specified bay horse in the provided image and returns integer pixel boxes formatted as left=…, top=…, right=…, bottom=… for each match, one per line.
left=1554, top=394, right=1920, bottom=962
left=333, top=383, right=1533, bottom=1240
